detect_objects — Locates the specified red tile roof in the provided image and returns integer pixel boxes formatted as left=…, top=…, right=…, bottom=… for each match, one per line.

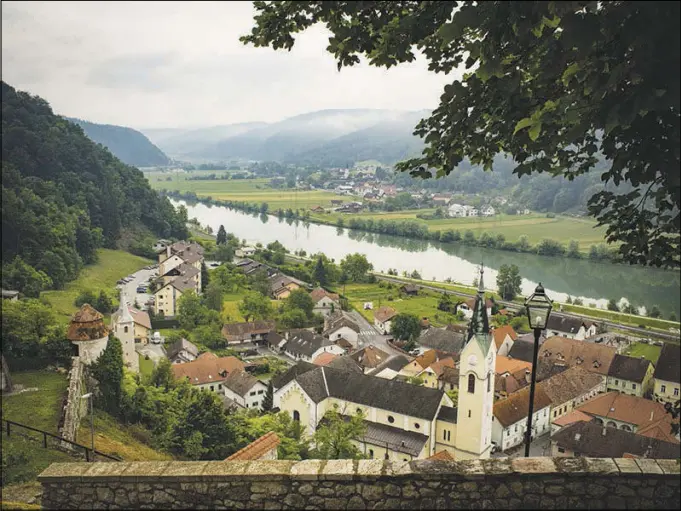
left=374, top=306, right=398, bottom=323
left=171, top=355, right=245, bottom=386
left=427, top=450, right=455, bottom=461
left=492, top=325, right=518, bottom=350
left=67, top=304, right=109, bottom=342
left=553, top=409, right=593, bottom=428
left=313, top=352, right=339, bottom=366
left=310, top=288, right=340, bottom=303
left=226, top=432, right=280, bottom=461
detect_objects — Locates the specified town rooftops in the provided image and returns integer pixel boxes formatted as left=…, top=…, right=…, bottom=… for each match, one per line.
left=607, top=354, right=652, bottom=383
left=413, top=349, right=451, bottom=371
left=166, top=338, right=199, bottom=361
left=425, top=357, right=457, bottom=378
left=493, top=385, right=553, bottom=428
left=226, top=432, right=280, bottom=461
left=374, top=306, right=398, bottom=323
left=537, top=336, right=617, bottom=379
left=538, top=366, right=604, bottom=406
left=367, top=355, right=412, bottom=377
left=428, top=450, right=455, bottom=461
left=291, top=366, right=446, bottom=421
left=112, top=306, right=151, bottom=330
left=285, top=330, right=334, bottom=358
left=545, top=314, right=590, bottom=335
left=438, top=366, right=460, bottom=386
left=419, top=328, right=466, bottom=354
left=310, top=288, right=340, bottom=303
left=552, top=409, right=594, bottom=428
left=171, top=355, right=245, bottom=386
left=271, top=361, right=317, bottom=390
left=313, top=352, right=339, bottom=366
left=324, top=314, right=360, bottom=334
left=654, top=343, right=680, bottom=384
left=222, top=369, right=261, bottom=397
left=496, top=355, right=531, bottom=376
left=67, top=304, right=109, bottom=342
left=437, top=406, right=458, bottom=424
left=492, top=325, right=518, bottom=350
left=222, top=320, right=277, bottom=339
left=350, top=346, right=390, bottom=369
left=551, top=421, right=680, bottom=459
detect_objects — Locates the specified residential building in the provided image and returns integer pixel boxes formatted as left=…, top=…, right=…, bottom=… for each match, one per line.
left=538, top=366, right=605, bottom=424
left=419, top=328, right=466, bottom=355
left=606, top=354, right=655, bottom=398
left=543, top=314, right=597, bottom=340
left=458, top=297, right=493, bottom=320
left=366, top=355, right=412, bottom=381
left=438, top=366, right=459, bottom=392
left=312, top=352, right=339, bottom=366
left=492, top=385, right=552, bottom=452
left=323, top=313, right=360, bottom=345
left=167, top=338, right=199, bottom=364
left=310, top=288, right=340, bottom=317
left=551, top=421, right=680, bottom=459
left=171, top=352, right=245, bottom=393
left=494, top=356, right=531, bottom=400
left=536, top=336, right=617, bottom=382
left=374, top=306, right=398, bottom=334
left=226, top=432, right=280, bottom=461
left=271, top=361, right=318, bottom=392
left=350, top=346, right=391, bottom=374
left=67, top=304, right=109, bottom=365
left=154, top=276, right=198, bottom=317
left=111, top=301, right=151, bottom=344
left=481, top=206, right=496, bottom=217
left=400, top=349, right=453, bottom=378
left=158, top=263, right=201, bottom=294
left=333, top=337, right=354, bottom=354
left=1, top=289, right=19, bottom=301
left=221, top=320, right=276, bottom=345
left=158, top=241, right=204, bottom=276
left=234, top=246, right=256, bottom=258
left=506, top=334, right=547, bottom=363
left=266, top=331, right=287, bottom=352
left=222, top=369, right=268, bottom=410
left=550, top=409, right=593, bottom=435
left=491, top=325, right=518, bottom=357
left=235, top=258, right=275, bottom=277
left=417, top=357, right=457, bottom=389
left=268, top=274, right=304, bottom=300
left=576, top=391, right=678, bottom=441
left=653, top=343, right=680, bottom=405
left=282, top=330, right=345, bottom=363
left=110, top=293, right=139, bottom=373
left=400, top=284, right=419, bottom=296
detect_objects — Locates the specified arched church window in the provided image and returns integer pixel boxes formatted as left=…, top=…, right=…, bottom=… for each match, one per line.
left=293, top=410, right=300, bottom=422
left=468, top=374, right=475, bottom=393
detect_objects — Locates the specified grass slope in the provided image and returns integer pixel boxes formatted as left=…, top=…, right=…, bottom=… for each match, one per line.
left=623, top=342, right=661, bottom=364
left=41, top=249, right=152, bottom=321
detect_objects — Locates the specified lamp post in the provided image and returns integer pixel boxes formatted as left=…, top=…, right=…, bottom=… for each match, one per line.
left=523, top=283, right=553, bottom=457
left=81, top=393, right=94, bottom=461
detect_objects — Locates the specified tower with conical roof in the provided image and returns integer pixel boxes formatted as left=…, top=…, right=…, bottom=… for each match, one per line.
left=112, top=292, right=139, bottom=373
left=454, top=265, right=495, bottom=460
left=67, top=304, right=109, bottom=365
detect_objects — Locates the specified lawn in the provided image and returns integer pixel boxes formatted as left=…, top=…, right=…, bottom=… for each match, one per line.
left=139, top=353, right=155, bottom=379
left=221, top=292, right=278, bottom=323
left=41, top=248, right=152, bottom=322
left=623, top=342, right=661, bottom=364
left=1, top=371, right=77, bottom=486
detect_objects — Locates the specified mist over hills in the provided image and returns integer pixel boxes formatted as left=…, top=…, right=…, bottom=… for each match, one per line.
left=141, top=109, right=429, bottom=166
left=65, top=117, right=171, bottom=167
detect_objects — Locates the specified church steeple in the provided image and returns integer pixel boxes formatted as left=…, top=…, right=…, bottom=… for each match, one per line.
left=467, top=265, right=490, bottom=341
left=117, top=291, right=134, bottom=324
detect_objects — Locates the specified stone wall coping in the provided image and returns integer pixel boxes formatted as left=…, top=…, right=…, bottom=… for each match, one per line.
left=37, top=458, right=680, bottom=484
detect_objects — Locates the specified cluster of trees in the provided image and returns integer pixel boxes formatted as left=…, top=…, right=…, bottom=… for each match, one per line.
left=1, top=82, right=188, bottom=297
left=74, top=289, right=117, bottom=314
left=496, top=265, right=523, bottom=301
left=390, top=313, right=422, bottom=352
left=601, top=298, right=676, bottom=321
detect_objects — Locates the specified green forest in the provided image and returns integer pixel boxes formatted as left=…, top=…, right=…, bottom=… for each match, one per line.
left=1, top=82, right=188, bottom=296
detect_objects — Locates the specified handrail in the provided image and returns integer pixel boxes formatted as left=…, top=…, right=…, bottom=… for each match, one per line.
left=2, top=418, right=121, bottom=461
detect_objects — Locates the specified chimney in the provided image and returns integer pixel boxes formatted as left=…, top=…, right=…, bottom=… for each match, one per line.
left=602, top=427, right=607, bottom=437
left=525, top=370, right=531, bottom=384
left=650, top=410, right=654, bottom=421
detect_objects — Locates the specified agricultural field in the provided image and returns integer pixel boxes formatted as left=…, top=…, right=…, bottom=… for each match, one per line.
left=41, top=249, right=152, bottom=322
left=146, top=171, right=355, bottom=210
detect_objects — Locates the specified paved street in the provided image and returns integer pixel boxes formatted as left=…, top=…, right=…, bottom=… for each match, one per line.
left=492, top=433, right=552, bottom=459
left=346, top=310, right=403, bottom=358
left=136, top=342, right=167, bottom=364
left=117, top=266, right=157, bottom=310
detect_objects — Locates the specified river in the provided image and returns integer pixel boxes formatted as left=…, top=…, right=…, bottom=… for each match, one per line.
left=172, top=200, right=680, bottom=317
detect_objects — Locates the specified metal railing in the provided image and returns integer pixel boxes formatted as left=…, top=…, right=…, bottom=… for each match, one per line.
left=2, top=418, right=121, bottom=462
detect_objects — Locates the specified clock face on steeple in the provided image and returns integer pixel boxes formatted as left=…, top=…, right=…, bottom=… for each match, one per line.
left=467, top=354, right=478, bottom=367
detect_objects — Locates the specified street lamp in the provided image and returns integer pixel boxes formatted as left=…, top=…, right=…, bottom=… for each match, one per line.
left=523, top=283, right=553, bottom=457
left=81, top=393, right=94, bottom=461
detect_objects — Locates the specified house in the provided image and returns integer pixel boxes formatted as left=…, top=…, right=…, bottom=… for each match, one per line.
left=167, top=338, right=199, bottom=364
left=266, top=331, right=287, bottom=352
left=550, top=409, right=593, bottom=435
left=226, top=432, right=280, bottom=461
left=491, top=325, right=518, bottom=356
left=66, top=304, right=109, bottom=365
left=323, top=313, right=360, bottom=345
left=374, top=306, right=398, bottom=334
left=333, top=337, right=354, bottom=354
left=653, top=343, right=680, bottom=405
left=222, top=369, right=268, bottom=410
left=171, top=352, right=245, bottom=393
left=400, top=284, right=419, bottom=296
left=494, top=356, right=531, bottom=400
left=400, top=349, right=452, bottom=378
left=432, top=194, right=452, bottom=205
left=481, top=206, right=496, bottom=217
left=419, top=328, right=466, bottom=355
left=158, top=263, right=201, bottom=293
left=313, top=352, right=339, bottom=366
left=576, top=391, right=678, bottom=440
left=158, top=241, right=204, bottom=275
left=154, top=276, right=198, bottom=317
left=417, top=357, right=457, bottom=389
left=1, top=289, right=19, bottom=301
left=543, top=314, right=597, bottom=340
left=536, top=336, right=617, bottom=382
left=538, top=366, right=605, bottom=424
left=310, top=288, right=340, bottom=317
left=153, top=239, right=171, bottom=253
left=550, top=421, right=680, bottom=459
left=606, top=354, right=655, bottom=398
left=221, top=321, right=277, bottom=345
left=235, top=258, right=274, bottom=277
left=349, top=346, right=390, bottom=374
left=111, top=304, right=151, bottom=344
left=458, top=297, right=494, bottom=320
left=282, top=330, right=345, bottom=363
left=366, top=355, right=412, bottom=381
left=309, top=205, right=325, bottom=213
left=235, top=246, right=256, bottom=258
left=492, top=385, right=553, bottom=452
left=506, top=335, right=547, bottom=363
left=268, top=274, right=304, bottom=300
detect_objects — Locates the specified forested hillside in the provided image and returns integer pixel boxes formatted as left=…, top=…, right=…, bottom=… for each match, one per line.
left=66, top=117, right=171, bottom=167
left=1, top=82, right=188, bottom=296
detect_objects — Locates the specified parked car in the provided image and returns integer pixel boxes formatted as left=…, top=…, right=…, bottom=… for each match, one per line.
left=136, top=286, right=147, bottom=293
left=151, top=332, right=162, bottom=344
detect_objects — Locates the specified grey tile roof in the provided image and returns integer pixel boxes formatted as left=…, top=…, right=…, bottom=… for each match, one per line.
left=419, top=328, right=466, bottom=354
left=326, top=356, right=363, bottom=374
left=507, top=339, right=537, bottom=363
left=294, top=366, right=446, bottom=421
left=284, top=330, right=333, bottom=358
left=271, top=361, right=317, bottom=390
left=222, top=369, right=261, bottom=397
left=367, top=355, right=411, bottom=376
left=551, top=421, right=681, bottom=459
left=437, top=406, right=458, bottom=424
left=324, top=315, right=360, bottom=334
left=167, top=338, right=199, bottom=360
left=545, top=314, right=587, bottom=335
left=607, top=354, right=652, bottom=383
left=653, top=343, right=680, bottom=384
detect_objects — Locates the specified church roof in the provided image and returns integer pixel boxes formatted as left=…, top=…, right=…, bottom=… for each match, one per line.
left=464, top=268, right=493, bottom=354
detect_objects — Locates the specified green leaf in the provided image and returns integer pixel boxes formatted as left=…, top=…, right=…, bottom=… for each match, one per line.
left=543, top=15, right=561, bottom=28
left=561, top=63, right=580, bottom=87
left=528, top=122, right=542, bottom=141
left=513, top=117, right=534, bottom=135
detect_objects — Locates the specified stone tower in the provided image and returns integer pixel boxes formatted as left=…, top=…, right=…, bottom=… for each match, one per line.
left=454, top=266, right=496, bottom=460
left=112, top=292, right=139, bottom=373
left=67, top=304, right=109, bottom=365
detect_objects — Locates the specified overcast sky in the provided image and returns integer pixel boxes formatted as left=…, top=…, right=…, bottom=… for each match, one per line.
left=1, top=1, right=456, bottom=129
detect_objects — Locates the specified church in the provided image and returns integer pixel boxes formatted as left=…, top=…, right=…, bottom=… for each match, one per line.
left=274, top=269, right=496, bottom=460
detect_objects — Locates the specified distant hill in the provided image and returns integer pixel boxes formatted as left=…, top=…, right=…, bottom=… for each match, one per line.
left=65, top=117, right=171, bottom=167
left=144, top=109, right=430, bottom=167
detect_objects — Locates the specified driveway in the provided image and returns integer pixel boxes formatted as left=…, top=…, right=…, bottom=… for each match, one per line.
left=346, top=310, right=404, bottom=358
left=137, top=341, right=167, bottom=364
left=117, top=266, right=158, bottom=310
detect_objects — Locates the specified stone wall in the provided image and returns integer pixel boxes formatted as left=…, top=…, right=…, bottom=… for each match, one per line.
left=39, top=457, right=680, bottom=510
left=59, top=357, right=86, bottom=447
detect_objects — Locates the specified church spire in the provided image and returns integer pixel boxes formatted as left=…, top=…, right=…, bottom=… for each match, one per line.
left=467, top=265, right=489, bottom=340
left=118, top=291, right=133, bottom=324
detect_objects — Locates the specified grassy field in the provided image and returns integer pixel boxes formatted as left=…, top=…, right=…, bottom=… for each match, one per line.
left=623, top=342, right=661, bottom=364
left=147, top=172, right=355, bottom=210
left=41, top=249, right=152, bottom=322
left=138, top=353, right=155, bottom=379
left=1, top=371, right=76, bottom=486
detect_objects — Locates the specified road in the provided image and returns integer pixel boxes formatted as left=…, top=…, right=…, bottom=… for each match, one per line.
left=117, top=266, right=158, bottom=311
left=492, top=433, right=552, bottom=459
left=375, top=275, right=680, bottom=343
left=346, top=310, right=404, bottom=358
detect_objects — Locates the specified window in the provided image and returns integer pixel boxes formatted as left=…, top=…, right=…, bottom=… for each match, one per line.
left=614, top=379, right=619, bottom=386
left=250, top=391, right=257, bottom=396
left=675, top=388, right=679, bottom=397
left=487, top=376, right=491, bottom=392
left=124, top=326, right=129, bottom=333
left=210, top=386, right=214, bottom=391
left=467, top=374, right=475, bottom=393
left=661, top=385, right=666, bottom=393
left=632, top=384, right=637, bottom=390
left=446, top=431, right=451, bottom=442
left=369, top=449, right=374, bottom=458
left=468, top=410, right=471, bottom=418
left=553, top=410, right=557, bottom=418
left=258, top=390, right=264, bottom=395
left=293, top=410, right=300, bottom=422
left=218, top=384, right=222, bottom=390
left=414, top=423, right=420, bottom=430
left=443, top=430, right=447, bottom=440
left=387, top=415, right=395, bottom=424
left=558, top=447, right=565, bottom=453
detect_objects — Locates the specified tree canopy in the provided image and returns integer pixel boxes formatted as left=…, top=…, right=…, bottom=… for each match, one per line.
left=242, top=1, right=680, bottom=268
left=496, top=264, right=522, bottom=301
